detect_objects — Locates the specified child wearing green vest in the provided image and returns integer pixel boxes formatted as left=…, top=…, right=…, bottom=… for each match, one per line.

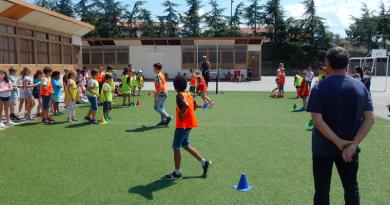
left=84, top=69, right=100, bottom=124
left=294, top=71, right=302, bottom=98
left=130, top=70, right=138, bottom=96
left=137, top=70, right=144, bottom=96
left=102, top=74, right=113, bottom=121
left=121, top=68, right=132, bottom=106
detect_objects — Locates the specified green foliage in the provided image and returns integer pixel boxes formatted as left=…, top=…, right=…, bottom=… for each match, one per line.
left=227, top=2, right=245, bottom=37
left=203, top=0, right=229, bottom=37
left=125, top=1, right=145, bottom=38
left=34, top=0, right=56, bottom=10
left=162, top=0, right=180, bottom=37
left=181, top=0, right=203, bottom=37
left=263, top=0, right=286, bottom=43
left=54, top=0, right=74, bottom=17
left=244, top=0, right=263, bottom=36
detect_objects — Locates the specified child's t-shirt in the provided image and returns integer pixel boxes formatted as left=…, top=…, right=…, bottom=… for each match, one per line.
left=8, top=75, right=18, bottom=95
left=67, top=79, right=78, bottom=100
left=279, top=72, right=286, bottom=84
left=101, top=82, right=113, bottom=102
left=299, top=79, right=310, bottom=97
left=176, top=92, right=198, bottom=129
left=197, top=79, right=207, bottom=92
left=52, top=79, right=62, bottom=97
left=130, top=76, right=138, bottom=87
left=0, top=81, right=11, bottom=97
left=121, top=75, right=131, bottom=92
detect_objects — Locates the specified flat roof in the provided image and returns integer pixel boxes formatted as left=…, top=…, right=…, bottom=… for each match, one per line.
left=0, top=0, right=94, bottom=36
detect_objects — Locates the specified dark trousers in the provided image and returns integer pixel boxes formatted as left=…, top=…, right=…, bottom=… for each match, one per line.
left=313, top=155, right=360, bottom=205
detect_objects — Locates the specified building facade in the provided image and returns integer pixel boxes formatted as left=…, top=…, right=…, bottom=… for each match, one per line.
left=0, top=0, right=94, bottom=73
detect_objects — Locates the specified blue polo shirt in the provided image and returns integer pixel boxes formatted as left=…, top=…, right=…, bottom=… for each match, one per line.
left=307, top=75, right=373, bottom=156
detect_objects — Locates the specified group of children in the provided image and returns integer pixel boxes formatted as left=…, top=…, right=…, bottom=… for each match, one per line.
left=120, top=65, right=145, bottom=107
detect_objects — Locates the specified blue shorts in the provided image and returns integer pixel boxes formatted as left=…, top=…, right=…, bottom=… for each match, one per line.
left=87, top=96, right=98, bottom=111
left=41, top=95, right=52, bottom=110
left=172, top=128, right=191, bottom=150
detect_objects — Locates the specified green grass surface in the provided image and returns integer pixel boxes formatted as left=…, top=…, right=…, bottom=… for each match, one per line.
left=0, top=92, right=389, bottom=205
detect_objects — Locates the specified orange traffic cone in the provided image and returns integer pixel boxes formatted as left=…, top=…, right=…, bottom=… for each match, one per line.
left=148, top=92, right=151, bottom=96
left=136, top=100, right=140, bottom=107
left=100, top=116, right=107, bottom=125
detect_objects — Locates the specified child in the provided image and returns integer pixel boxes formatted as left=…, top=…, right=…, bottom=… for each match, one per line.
left=153, top=62, right=171, bottom=127
left=84, top=69, right=100, bottom=124
left=164, top=75, right=211, bottom=180
left=130, top=69, right=138, bottom=96
left=21, top=67, right=38, bottom=121
left=0, top=70, right=13, bottom=128
left=106, top=66, right=116, bottom=96
left=33, top=70, right=43, bottom=118
left=40, top=67, right=54, bottom=124
left=51, top=71, right=63, bottom=116
left=101, top=74, right=113, bottom=121
left=8, top=67, right=21, bottom=121
left=189, top=69, right=197, bottom=96
left=298, top=71, right=310, bottom=111
left=196, top=75, right=215, bottom=106
left=66, top=71, right=78, bottom=122
left=278, top=65, right=286, bottom=98
left=136, top=70, right=144, bottom=96
left=120, top=68, right=132, bottom=106
left=270, top=68, right=281, bottom=98
left=63, top=69, right=69, bottom=108
left=294, top=71, right=302, bottom=98
left=76, top=82, right=88, bottom=104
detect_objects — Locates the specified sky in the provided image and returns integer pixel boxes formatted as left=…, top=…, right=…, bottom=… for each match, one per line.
left=28, top=0, right=389, bottom=37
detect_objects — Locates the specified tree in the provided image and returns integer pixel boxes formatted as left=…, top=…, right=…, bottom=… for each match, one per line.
left=162, top=0, right=180, bottom=37
left=34, top=0, right=55, bottom=10
left=227, top=2, right=244, bottom=37
left=264, top=0, right=286, bottom=43
left=244, top=0, right=263, bottom=36
left=302, top=0, right=316, bottom=45
left=93, top=0, right=125, bottom=38
left=138, top=9, right=155, bottom=37
left=125, top=1, right=145, bottom=38
left=377, top=2, right=390, bottom=48
left=55, top=0, right=74, bottom=17
left=181, top=0, right=203, bottom=37
left=203, top=0, right=228, bottom=37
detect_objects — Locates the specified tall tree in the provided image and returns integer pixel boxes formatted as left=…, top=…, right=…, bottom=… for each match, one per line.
left=302, top=0, right=316, bottom=45
left=162, top=0, right=180, bottom=37
left=378, top=2, right=390, bottom=48
left=228, top=2, right=245, bottom=37
left=55, top=0, right=74, bottom=17
left=125, top=1, right=145, bottom=38
left=181, top=0, right=203, bottom=37
left=93, top=0, right=125, bottom=37
left=244, top=0, right=263, bottom=36
left=138, top=9, right=155, bottom=37
left=203, top=0, right=228, bottom=37
left=264, top=0, right=286, bottom=43
left=34, top=0, right=55, bottom=10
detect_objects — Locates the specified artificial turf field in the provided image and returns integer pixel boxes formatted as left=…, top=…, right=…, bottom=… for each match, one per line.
left=0, top=91, right=389, bottom=205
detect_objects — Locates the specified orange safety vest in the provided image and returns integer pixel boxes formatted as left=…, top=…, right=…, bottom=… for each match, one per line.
left=190, top=74, right=197, bottom=86
left=176, top=93, right=199, bottom=129
left=154, top=72, right=167, bottom=93
left=40, top=77, right=53, bottom=96
left=97, top=72, right=105, bottom=83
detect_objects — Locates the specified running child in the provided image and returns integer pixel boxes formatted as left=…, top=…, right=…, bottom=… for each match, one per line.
left=196, top=75, right=215, bottom=106
left=298, top=71, right=310, bottom=111
left=8, top=67, right=21, bottom=121
left=163, top=75, right=211, bottom=180
left=0, top=70, right=13, bottom=128
left=84, top=69, right=100, bottom=124
left=101, top=74, right=113, bottom=122
left=66, top=71, right=78, bottom=122
left=51, top=71, right=63, bottom=116
left=153, top=62, right=171, bottom=127
left=189, top=69, right=197, bottom=96
left=40, top=67, right=54, bottom=124
left=136, top=70, right=144, bottom=96
left=120, top=68, right=132, bottom=106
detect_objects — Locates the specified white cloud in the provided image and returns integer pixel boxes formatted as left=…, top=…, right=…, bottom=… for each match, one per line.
left=283, top=0, right=389, bottom=37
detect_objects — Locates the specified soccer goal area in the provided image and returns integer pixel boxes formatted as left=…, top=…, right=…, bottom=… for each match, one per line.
left=347, top=49, right=389, bottom=92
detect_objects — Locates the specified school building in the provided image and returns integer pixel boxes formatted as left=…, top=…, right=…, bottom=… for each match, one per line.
left=82, top=37, right=264, bottom=80
left=0, top=0, right=94, bottom=73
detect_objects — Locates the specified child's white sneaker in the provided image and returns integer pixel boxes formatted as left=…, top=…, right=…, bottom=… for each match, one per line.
left=0, top=123, right=6, bottom=128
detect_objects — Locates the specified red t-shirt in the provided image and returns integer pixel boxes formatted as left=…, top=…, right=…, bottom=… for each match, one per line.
left=197, top=79, right=207, bottom=92
left=298, top=79, right=310, bottom=97
left=279, top=72, right=286, bottom=84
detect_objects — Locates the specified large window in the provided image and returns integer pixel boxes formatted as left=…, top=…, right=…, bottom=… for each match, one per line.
left=90, top=47, right=103, bottom=64
left=117, top=46, right=129, bottom=64
left=0, top=36, right=16, bottom=64
left=73, top=46, right=80, bottom=64
left=235, top=45, right=247, bottom=64
left=220, top=46, right=234, bottom=66
left=37, top=41, right=49, bottom=64
left=18, top=28, right=33, bottom=37
left=104, top=46, right=115, bottom=64
left=182, top=46, right=195, bottom=64
left=0, top=24, right=15, bottom=34
left=63, top=45, right=72, bottom=64
left=50, top=43, right=62, bottom=64
left=82, top=47, right=90, bottom=65
left=20, top=38, right=34, bottom=64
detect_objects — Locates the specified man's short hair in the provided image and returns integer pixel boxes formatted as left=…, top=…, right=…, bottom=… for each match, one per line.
left=173, top=75, right=187, bottom=92
left=326, top=47, right=350, bottom=70
left=153, top=63, right=163, bottom=70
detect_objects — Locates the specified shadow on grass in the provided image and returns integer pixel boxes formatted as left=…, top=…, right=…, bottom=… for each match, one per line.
left=15, top=121, right=41, bottom=127
left=128, top=176, right=205, bottom=200
left=126, top=125, right=161, bottom=133
left=65, top=122, right=91, bottom=128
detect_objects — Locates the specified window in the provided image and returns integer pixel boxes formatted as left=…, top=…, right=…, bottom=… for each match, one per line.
left=49, top=34, right=60, bottom=42
left=220, top=46, right=234, bottom=65
left=235, top=45, right=247, bottom=64
left=73, top=46, right=80, bottom=64
left=18, top=28, right=33, bottom=37
left=198, top=46, right=217, bottom=67
left=117, top=46, right=129, bottom=64
left=104, top=46, right=115, bottom=64
left=0, top=24, right=15, bottom=34
left=37, top=41, right=49, bottom=64
left=61, top=37, right=71, bottom=43
left=90, top=47, right=103, bottom=65
left=182, top=46, right=195, bottom=64
left=20, top=38, right=34, bottom=64
left=50, top=43, right=61, bottom=64
left=0, top=36, right=16, bottom=64
left=63, top=45, right=72, bottom=64
left=36, top=32, right=47, bottom=40
left=82, top=47, right=90, bottom=65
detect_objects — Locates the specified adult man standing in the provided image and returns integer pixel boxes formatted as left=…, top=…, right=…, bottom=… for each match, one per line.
left=307, top=47, right=375, bottom=205
left=201, top=56, right=211, bottom=86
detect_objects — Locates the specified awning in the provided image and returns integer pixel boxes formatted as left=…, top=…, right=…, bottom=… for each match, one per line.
left=0, top=0, right=94, bottom=36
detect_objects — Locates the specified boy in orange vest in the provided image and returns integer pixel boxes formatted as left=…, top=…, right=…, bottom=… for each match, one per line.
left=189, top=69, right=197, bottom=96
left=40, top=67, right=54, bottom=124
left=153, top=63, right=171, bottom=127
left=164, top=75, right=211, bottom=180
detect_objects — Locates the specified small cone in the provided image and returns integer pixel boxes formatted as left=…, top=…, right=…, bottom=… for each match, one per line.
left=132, top=101, right=136, bottom=107
left=293, top=103, right=297, bottom=110
left=148, top=92, right=151, bottom=96
left=136, top=101, right=140, bottom=107
left=100, top=116, right=107, bottom=125
left=203, top=103, right=208, bottom=109
left=234, top=173, right=252, bottom=192
left=306, top=120, right=314, bottom=131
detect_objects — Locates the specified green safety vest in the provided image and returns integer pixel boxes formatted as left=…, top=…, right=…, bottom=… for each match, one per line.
left=101, top=83, right=113, bottom=102
left=295, top=75, right=303, bottom=87
left=87, top=79, right=99, bottom=97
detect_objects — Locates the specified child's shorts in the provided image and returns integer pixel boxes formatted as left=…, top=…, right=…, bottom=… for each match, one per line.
left=189, top=86, right=196, bottom=93
left=41, top=95, right=52, bottom=110
left=52, top=95, right=61, bottom=103
left=279, top=84, right=285, bottom=91
left=87, top=96, right=98, bottom=111
left=300, top=96, right=308, bottom=99
left=0, top=96, right=10, bottom=102
left=172, top=128, right=191, bottom=150
left=103, top=101, right=112, bottom=113
left=10, top=93, right=18, bottom=105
